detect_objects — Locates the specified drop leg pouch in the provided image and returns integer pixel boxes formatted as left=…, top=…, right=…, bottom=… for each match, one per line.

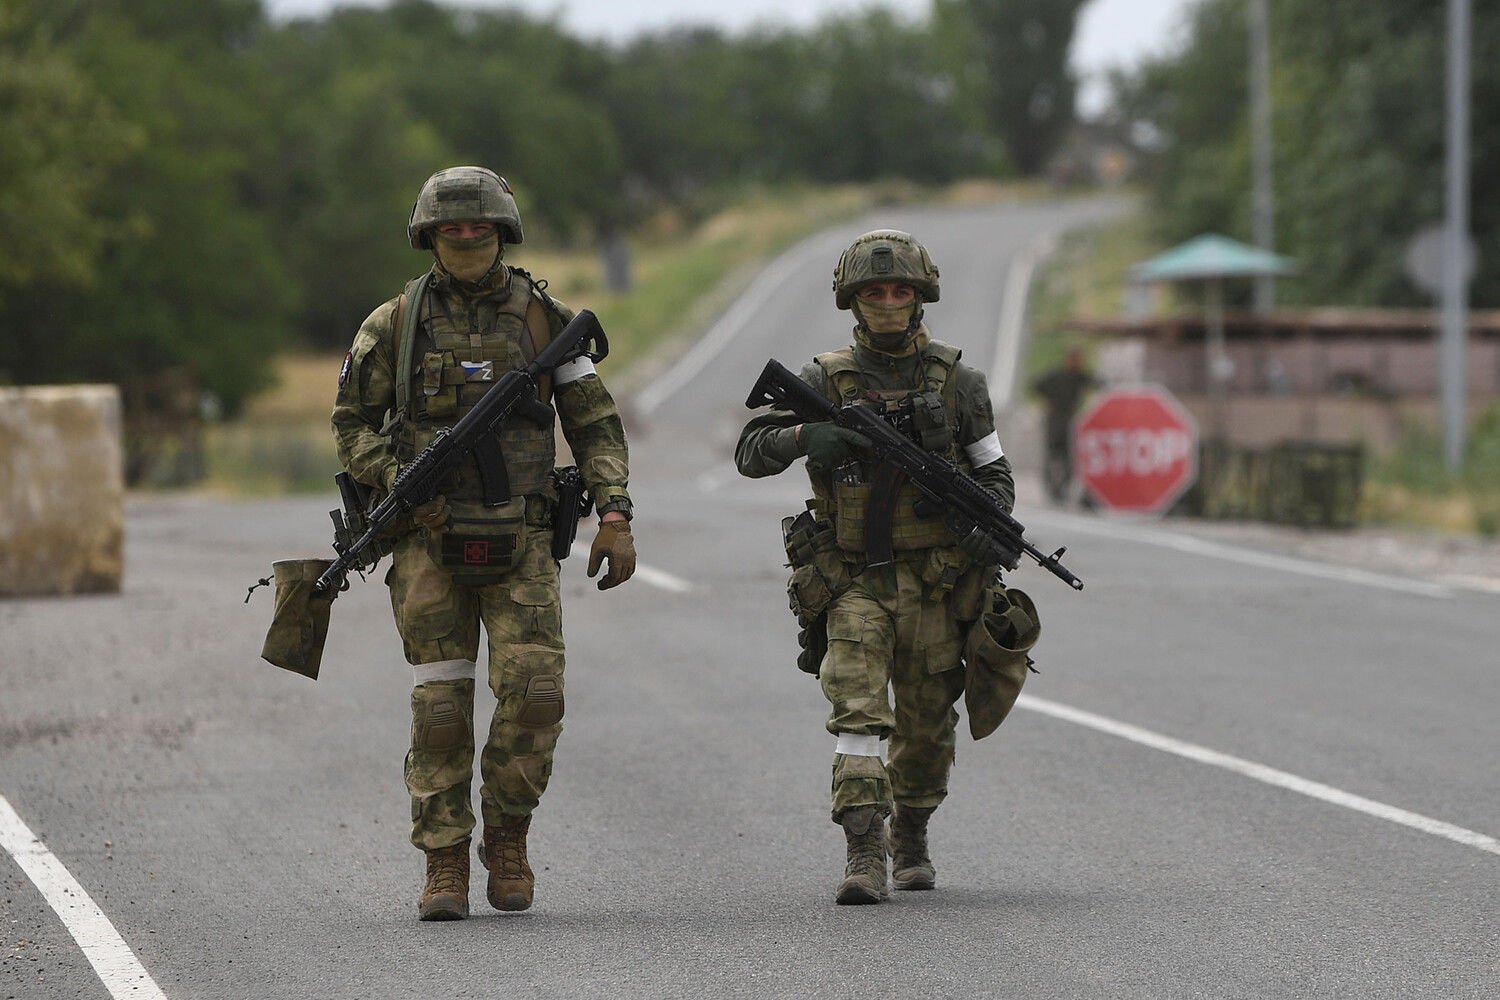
left=261, top=558, right=337, bottom=680
left=963, top=585, right=1040, bottom=740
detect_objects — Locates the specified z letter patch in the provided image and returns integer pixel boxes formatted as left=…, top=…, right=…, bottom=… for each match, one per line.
left=338, top=352, right=354, bottom=388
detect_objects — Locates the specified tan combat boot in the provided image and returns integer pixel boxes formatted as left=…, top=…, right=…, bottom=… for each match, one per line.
left=481, top=815, right=535, bottom=911
left=835, top=805, right=888, bottom=905
left=418, top=839, right=470, bottom=921
left=889, top=805, right=937, bottom=891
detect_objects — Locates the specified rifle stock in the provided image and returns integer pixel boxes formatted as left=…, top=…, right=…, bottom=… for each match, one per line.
left=745, top=358, right=1083, bottom=591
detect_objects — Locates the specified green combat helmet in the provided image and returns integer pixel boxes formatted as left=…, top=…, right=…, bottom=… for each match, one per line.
left=832, top=229, right=940, bottom=308
left=407, top=166, right=524, bottom=249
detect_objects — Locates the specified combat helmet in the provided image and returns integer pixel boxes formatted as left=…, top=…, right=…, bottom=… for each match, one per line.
left=832, top=230, right=940, bottom=309
left=407, top=166, right=524, bottom=250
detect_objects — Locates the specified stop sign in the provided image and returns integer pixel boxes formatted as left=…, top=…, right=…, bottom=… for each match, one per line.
left=1073, top=386, right=1198, bottom=513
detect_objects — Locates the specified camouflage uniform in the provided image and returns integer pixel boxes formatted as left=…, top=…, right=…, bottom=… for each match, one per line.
left=737, top=339, right=1014, bottom=823
left=332, top=188, right=630, bottom=855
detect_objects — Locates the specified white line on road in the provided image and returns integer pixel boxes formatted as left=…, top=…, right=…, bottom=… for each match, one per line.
left=990, top=230, right=1059, bottom=410
left=1037, top=512, right=1457, bottom=599
left=1017, top=695, right=1500, bottom=857
left=0, top=793, right=169, bottom=1000
left=569, top=542, right=694, bottom=593
left=635, top=245, right=814, bottom=416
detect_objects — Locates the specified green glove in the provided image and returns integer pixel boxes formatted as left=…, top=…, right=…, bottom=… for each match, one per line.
left=798, top=423, right=869, bottom=471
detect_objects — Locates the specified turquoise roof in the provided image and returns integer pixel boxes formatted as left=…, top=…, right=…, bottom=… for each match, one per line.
left=1131, top=233, right=1296, bottom=282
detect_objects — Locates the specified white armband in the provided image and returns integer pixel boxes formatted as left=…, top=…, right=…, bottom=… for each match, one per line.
left=552, top=356, right=597, bottom=386
left=965, top=431, right=1005, bottom=467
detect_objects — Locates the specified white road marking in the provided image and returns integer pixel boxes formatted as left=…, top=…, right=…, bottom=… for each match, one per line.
left=634, top=243, right=815, bottom=416
left=0, top=793, right=169, bottom=1000
left=1017, top=695, right=1500, bottom=857
left=569, top=542, right=694, bottom=593
left=990, top=230, right=1060, bottom=409
left=1036, top=512, right=1458, bottom=599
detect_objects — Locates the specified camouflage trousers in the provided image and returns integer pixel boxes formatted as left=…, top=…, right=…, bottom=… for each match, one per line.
left=385, top=512, right=565, bottom=852
left=819, top=549, right=966, bottom=823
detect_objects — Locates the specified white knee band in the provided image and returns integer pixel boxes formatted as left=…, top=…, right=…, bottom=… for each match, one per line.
left=413, top=658, right=476, bottom=687
left=835, top=733, right=882, bottom=757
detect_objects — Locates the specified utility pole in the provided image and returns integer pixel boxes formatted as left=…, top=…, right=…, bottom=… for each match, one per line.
left=1442, top=0, right=1471, bottom=471
left=1247, top=0, right=1275, bottom=313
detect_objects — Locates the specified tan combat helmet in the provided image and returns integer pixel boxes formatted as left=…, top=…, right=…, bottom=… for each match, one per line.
left=832, top=229, right=940, bottom=309
left=407, top=166, right=524, bottom=249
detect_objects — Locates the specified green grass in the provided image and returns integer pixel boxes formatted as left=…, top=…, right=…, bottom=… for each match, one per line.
left=1364, top=404, right=1500, bottom=536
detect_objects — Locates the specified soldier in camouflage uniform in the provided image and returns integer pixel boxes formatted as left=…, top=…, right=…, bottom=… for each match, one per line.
left=332, top=166, right=636, bottom=921
left=735, top=230, right=1016, bottom=904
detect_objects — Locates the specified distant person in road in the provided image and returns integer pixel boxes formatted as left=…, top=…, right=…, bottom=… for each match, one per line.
left=735, top=230, right=1017, bottom=904
left=331, top=166, right=636, bottom=921
left=1031, top=346, right=1099, bottom=503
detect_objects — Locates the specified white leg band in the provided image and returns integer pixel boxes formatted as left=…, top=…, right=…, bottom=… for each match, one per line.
left=413, top=658, right=477, bottom=687
left=835, top=733, right=883, bottom=757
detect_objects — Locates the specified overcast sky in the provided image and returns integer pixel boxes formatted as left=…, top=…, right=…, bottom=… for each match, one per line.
left=261, top=0, right=1198, bottom=113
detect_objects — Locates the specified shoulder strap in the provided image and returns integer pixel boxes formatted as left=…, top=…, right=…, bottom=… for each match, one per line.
left=394, top=273, right=431, bottom=420
left=921, top=340, right=963, bottom=410
left=814, top=348, right=862, bottom=403
left=515, top=267, right=565, bottom=404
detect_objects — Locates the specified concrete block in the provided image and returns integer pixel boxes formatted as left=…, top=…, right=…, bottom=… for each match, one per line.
left=0, top=385, right=124, bottom=596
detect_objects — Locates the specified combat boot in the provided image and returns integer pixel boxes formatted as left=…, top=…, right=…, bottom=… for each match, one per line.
left=835, top=805, right=888, bottom=905
left=889, top=805, right=937, bottom=891
left=481, top=815, right=535, bottom=911
left=418, top=840, right=470, bottom=921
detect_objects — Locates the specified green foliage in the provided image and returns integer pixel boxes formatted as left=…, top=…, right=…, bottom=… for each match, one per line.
left=934, top=0, right=1087, bottom=175
left=0, top=0, right=1093, bottom=416
left=1114, top=0, right=1500, bottom=307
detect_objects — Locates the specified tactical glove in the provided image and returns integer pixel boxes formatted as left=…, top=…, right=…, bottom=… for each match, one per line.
left=958, top=524, right=1013, bottom=568
left=798, top=423, right=870, bottom=471
left=412, top=494, right=451, bottom=532
left=587, top=520, right=636, bottom=591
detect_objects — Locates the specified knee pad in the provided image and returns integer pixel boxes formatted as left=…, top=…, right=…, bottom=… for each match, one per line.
left=412, top=682, right=472, bottom=751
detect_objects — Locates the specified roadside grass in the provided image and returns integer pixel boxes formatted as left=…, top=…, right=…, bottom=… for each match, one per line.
left=207, top=179, right=1032, bottom=494
left=1025, top=206, right=1156, bottom=381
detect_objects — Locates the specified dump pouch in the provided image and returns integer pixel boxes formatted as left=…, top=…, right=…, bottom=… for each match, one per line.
left=783, top=506, right=855, bottom=676
left=963, top=585, right=1041, bottom=740
left=260, top=559, right=338, bottom=680
left=426, top=496, right=527, bottom=585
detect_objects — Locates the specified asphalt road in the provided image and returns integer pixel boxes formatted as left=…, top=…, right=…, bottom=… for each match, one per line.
left=3, top=197, right=1498, bottom=1000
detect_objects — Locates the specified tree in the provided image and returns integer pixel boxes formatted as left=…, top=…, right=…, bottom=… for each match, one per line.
left=933, top=0, right=1089, bottom=175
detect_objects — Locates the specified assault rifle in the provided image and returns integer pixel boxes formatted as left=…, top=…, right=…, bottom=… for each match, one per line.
left=315, top=308, right=608, bottom=596
left=745, top=358, right=1083, bottom=591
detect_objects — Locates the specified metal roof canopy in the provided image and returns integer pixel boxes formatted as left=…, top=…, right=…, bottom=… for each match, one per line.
left=1130, top=233, right=1297, bottom=283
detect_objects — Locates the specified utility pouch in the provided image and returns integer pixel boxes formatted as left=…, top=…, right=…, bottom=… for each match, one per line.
left=963, top=585, right=1041, bottom=740
left=783, top=505, right=853, bottom=676
left=550, top=465, right=593, bottom=561
left=260, top=559, right=338, bottom=680
left=427, top=497, right=526, bottom=584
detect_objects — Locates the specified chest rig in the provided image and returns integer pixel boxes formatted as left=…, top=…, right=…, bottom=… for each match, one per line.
left=811, top=342, right=966, bottom=554
left=390, top=267, right=562, bottom=503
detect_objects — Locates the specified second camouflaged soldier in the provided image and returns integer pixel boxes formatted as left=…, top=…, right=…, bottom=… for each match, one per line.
left=736, top=230, right=1016, bottom=904
left=332, top=166, right=636, bottom=920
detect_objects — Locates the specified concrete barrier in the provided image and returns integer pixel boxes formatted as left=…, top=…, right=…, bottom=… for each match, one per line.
left=0, top=385, right=124, bottom=596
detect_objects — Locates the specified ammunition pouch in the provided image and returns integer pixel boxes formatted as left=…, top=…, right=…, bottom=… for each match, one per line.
left=260, top=559, right=338, bottom=680
left=784, top=506, right=855, bottom=676
left=963, top=585, right=1040, bottom=740
left=426, top=497, right=527, bottom=585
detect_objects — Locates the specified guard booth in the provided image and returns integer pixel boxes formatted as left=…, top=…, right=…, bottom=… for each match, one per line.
left=1068, top=307, right=1500, bottom=527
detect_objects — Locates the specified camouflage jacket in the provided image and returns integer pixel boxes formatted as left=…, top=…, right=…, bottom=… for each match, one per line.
left=331, top=265, right=631, bottom=518
left=735, top=333, right=1015, bottom=532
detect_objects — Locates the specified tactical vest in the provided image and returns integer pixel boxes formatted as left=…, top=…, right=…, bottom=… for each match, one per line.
left=391, top=267, right=561, bottom=502
left=810, top=341, right=968, bottom=554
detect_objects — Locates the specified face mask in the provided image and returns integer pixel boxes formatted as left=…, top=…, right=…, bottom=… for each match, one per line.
left=433, top=231, right=501, bottom=284
left=852, top=298, right=921, bottom=354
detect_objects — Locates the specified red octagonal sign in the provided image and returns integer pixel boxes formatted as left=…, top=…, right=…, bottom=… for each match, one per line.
left=1073, top=386, right=1199, bottom=514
